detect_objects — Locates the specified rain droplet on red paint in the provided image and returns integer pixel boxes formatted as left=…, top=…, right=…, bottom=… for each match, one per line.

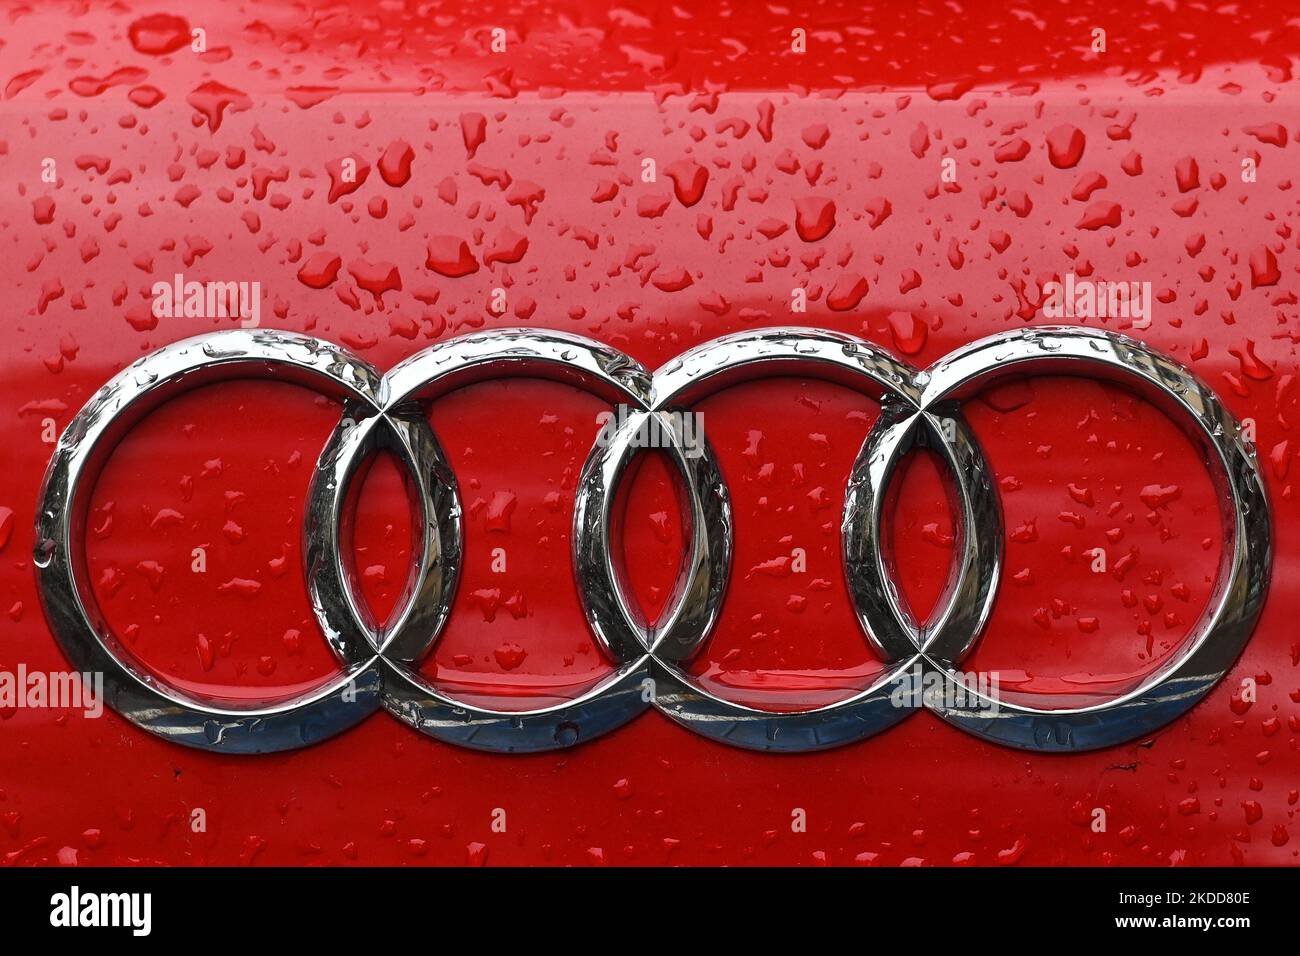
left=651, top=267, right=693, bottom=292
left=70, top=67, right=148, bottom=97
left=1174, top=156, right=1200, bottom=193
left=1076, top=201, right=1122, bottom=230
left=296, top=252, right=342, bottom=289
left=1046, top=125, right=1085, bottom=169
left=665, top=159, right=709, bottom=207
left=794, top=197, right=835, bottom=242
left=1139, top=484, right=1182, bottom=509
left=128, top=14, right=191, bottom=55
left=484, top=228, right=529, bottom=266
left=186, top=81, right=251, bottom=132
left=888, top=312, right=927, bottom=355
left=994, top=138, right=1031, bottom=163
left=926, top=79, right=973, bottom=101
left=128, top=85, right=165, bottom=108
left=325, top=154, right=371, bottom=202
left=827, top=274, right=869, bottom=311
left=426, top=237, right=479, bottom=277
left=1249, top=246, right=1280, bottom=287
left=347, top=260, right=402, bottom=306
left=378, top=140, right=415, bottom=187
left=506, top=181, right=545, bottom=225
left=460, top=113, right=487, bottom=159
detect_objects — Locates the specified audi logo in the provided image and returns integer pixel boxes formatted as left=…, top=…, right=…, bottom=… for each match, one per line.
left=34, top=326, right=1270, bottom=754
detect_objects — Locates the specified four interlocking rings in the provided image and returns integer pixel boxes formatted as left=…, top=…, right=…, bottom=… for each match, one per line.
left=34, top=326, right=1271, bottom=754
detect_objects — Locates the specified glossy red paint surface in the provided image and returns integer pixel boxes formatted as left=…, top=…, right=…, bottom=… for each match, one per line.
left=0, top=1, right=1297, bottom=865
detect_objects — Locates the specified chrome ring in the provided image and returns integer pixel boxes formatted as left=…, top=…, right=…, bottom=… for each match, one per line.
left=915, top=327, right=1271, bottom=750
left=638, top=329, right=943, bottom=751
left=365, top=330, right=660, bottom=752
left=34, top=331, right=389, bottom=753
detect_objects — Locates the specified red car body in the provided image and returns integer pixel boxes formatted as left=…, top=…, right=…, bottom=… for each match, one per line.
left=1, top=0, right=1296, bottom=866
